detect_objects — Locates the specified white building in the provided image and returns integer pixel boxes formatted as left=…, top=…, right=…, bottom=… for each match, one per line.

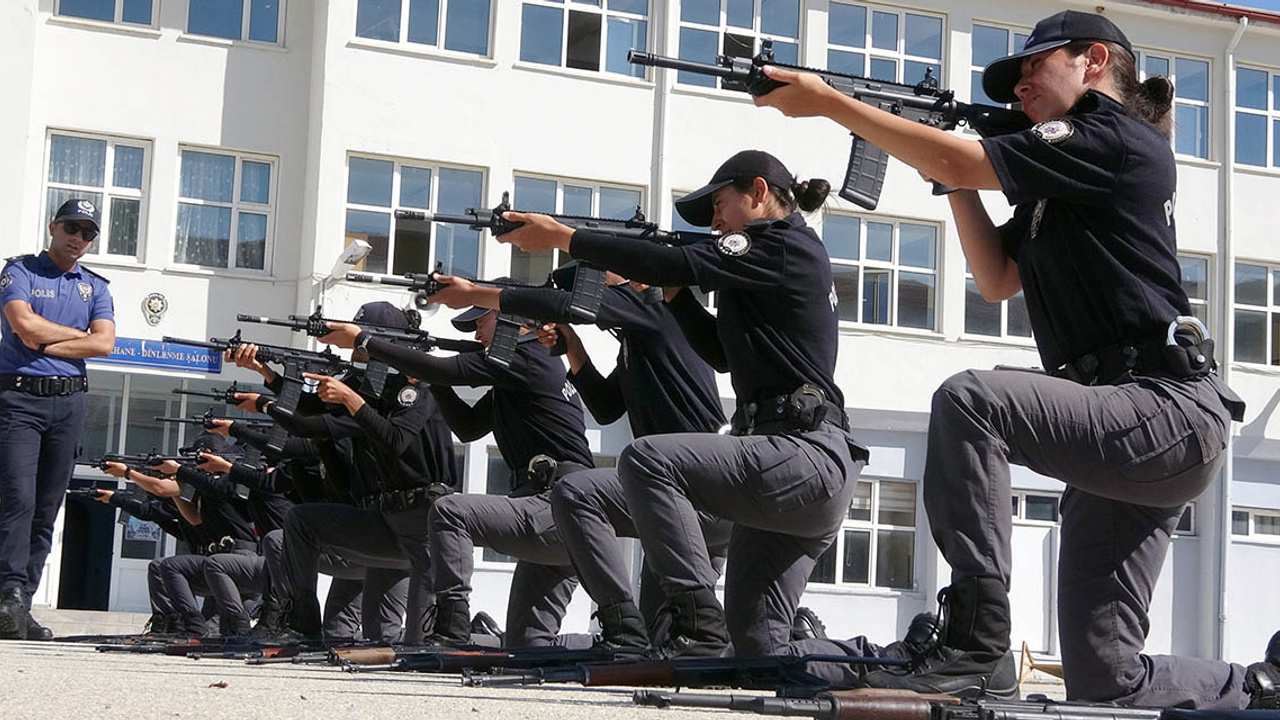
left=1, top=0, right=1278, bottom=667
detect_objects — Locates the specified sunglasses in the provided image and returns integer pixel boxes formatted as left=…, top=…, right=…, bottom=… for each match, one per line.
left=62, top=220, right=99, bottom=243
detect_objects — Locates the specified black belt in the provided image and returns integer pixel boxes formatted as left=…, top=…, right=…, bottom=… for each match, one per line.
left=358, top=483, right=453, bottom=513
left=202, top=537, right=257, bottom=555
left=731, top=384, right=847, bottom=436
left=0, top=374, right=88, bottom=396
left=1051, top=323, right=1216, bottom=387
left=511, top=457, right=590, bottom=497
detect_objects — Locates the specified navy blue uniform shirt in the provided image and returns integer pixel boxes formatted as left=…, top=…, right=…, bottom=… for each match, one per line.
left=980, top=90, right=1190, bottom=372
left=501, top=283, right=726, bottom=438
left=568, top=213, right=844, bottom=412
left=0, top=252, right=114, bottom=376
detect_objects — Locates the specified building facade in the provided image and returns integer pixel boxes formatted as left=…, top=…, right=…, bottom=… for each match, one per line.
left=1, top=0, right=1278, bottom=665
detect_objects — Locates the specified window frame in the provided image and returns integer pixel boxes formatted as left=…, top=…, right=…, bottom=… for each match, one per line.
left=674, top=0, right=804, bottom=90
left=824, top=1, right=947, bottom=88
left=41, top=130, right=152, bottom=264
left=184, top=0, right=284, bottom=46
left=1178, top=253, right=1212, bottom=336
left=1231, top=507, right=1280, bottom=543
left=821, top=212, right=941, bottom=332
left=517, top=0, right=650, bottom=77
left=508, top=173, right=646, bottom=284
left=352, top=0, right=494, bottom=57
left=1173, top=502, right=1196, bottom=537
left=1137, top=49, right=1212, bottom=161
left=961, top=265, right=1034, bottom=343
left=1234, top=64, right=1280, bottom=170
left=967, top=21, right=1029, bottom=107
left=173, top=145, right=278, bottom=274
left=342, top=153, right=487, bottom=280
left=55, top=0, right=156, bottom=26
left=1232, top=259, right=1280, bottom=367
left=1011, top=491, right=1061, bottom=526
left=809, top=475, right=919, bottom=590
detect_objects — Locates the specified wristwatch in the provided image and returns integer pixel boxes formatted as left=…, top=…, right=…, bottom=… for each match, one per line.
left=355, top=331, right=372, bottom=355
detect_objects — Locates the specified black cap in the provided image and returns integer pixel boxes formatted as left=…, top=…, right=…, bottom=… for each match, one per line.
left=982, top=10, right=1133, bottom=105
left=187, top=432, right=231, bottom=456
left=353, top=301, right=410, bottom=330
left=53, top=198, right=101, bottom=230
left=675, top=150, right=794, bottom=228
left=451, top=278, right=511, bottom=332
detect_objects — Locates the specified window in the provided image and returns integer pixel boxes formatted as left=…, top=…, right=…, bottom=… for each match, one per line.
left=1235, top=66, right=1280, bottom=169
left=969, top=23, right=1028, bottom=105
left=1139, top=52, right=1210, bottom=159
left=483, top=446, right=517, bottom=562
left=186, top=0, right=280, bottom=43
left=509, top=176, right=642, bottom=284
left=43, top=132, right=149, bottom=260
left=520, top=0, right=647, bottom=76
left=677, top=0, right=801, bottom=88
left=823, top=214, right=938, bottom=330
left=1174, top=503, right=1195, bottom=536
left=344, top=155, right=483, bottom=278
left=1232, top=261, right=1280, bottom=365
left=1179, top=254, right=1210, bottom=331
left=57, top=0, right=154, bottom=25
left=827, top=3, right=943, bottom=85
left=810, top=478, right=916, bottom=589
left=355, top=0, right=491, bottom=56
left=1012, top=492, right=1059, bottom=523
left=175, top=148, right=275, bottom=271
left=669, top=192, right=716, bottom=308
left=963, top=263, right=1031, bottom=339
left=1232, top=507, right=1280, bottom=541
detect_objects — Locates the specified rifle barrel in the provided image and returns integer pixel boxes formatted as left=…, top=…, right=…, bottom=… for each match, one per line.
left=237, top=314, right=305, bottom=329
left=346, top=272, right=418, bottom=288
left=627, top=50, right=735, bottom=79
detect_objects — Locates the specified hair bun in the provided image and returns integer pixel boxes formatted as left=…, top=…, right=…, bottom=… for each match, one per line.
left=794, top=178, right=831, bottom=213
left=1142, top=76, right=1174, bottom=110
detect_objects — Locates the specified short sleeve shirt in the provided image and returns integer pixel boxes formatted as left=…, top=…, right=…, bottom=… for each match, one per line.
left=979, top=91, right=1190, bottom=372
left=0, top=252, right=115, bottom=376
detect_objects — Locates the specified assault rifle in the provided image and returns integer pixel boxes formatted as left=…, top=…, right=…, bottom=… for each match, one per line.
left=66, top=486, right=108, bottom=500
left=632, top=688, right=1210, bottom=720
left=461, top=654, right=908, bottom=690
left=628, top=41, right=1031, bottom=210
left=153, top=408, right=274, bottom=430
left=338, top=644, right=630, bottom=673
left=171, top=382, right=249, bottom=405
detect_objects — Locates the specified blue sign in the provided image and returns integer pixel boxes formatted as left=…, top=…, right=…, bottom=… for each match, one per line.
left=88, top=338, right=222, bottom=374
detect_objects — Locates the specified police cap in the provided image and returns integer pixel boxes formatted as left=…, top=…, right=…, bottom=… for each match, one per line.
left=982, top=10, right=1133, bottom=105
left=675, top=150, right=794, bottom=228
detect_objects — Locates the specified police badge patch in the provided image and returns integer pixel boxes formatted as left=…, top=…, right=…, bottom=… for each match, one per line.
left=77, top=281, right=93, bottom=302
left=1032, top=119, right=1074, bottom=144
left=0, top=274, right=10, bottom=292
left=397, top=385, right=420, bottom=407
left=142, top=292, right=168, bottom=326
left=716, top=231, right=752, bottom=257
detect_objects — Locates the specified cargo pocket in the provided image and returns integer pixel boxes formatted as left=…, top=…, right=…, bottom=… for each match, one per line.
left=745, top=439, right=833, bottom=514
left=1100, top=388, right=1202, bottom=484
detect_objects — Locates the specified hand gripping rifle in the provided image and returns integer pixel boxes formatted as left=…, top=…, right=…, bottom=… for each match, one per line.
left=628, top=41, right=1031, bottom=210
left=170, top=382, right=249, bottom=405
left=633, top=688, right=1194, bottom=720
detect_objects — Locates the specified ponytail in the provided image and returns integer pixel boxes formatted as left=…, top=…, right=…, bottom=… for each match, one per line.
left=1068, top=40, right=1172, bottom=137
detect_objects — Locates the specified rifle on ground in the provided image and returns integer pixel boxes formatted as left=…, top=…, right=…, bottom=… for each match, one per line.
left=628, top=41, right=1031, bottom=210
left=632, top=688, right=1196, bottom=720
left=340, top=644, right=631, bottom=673
left=460, top=654, right=908, bottom=691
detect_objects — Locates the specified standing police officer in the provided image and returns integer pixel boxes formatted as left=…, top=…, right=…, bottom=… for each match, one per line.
left=0, top=199, right=115, bottom=640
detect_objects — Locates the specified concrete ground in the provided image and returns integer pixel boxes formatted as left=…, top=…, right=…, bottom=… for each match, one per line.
left=0, top=635, right=1067, bottom=720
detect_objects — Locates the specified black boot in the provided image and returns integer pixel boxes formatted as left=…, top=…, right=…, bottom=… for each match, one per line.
left=651, top=588, right=729, bottom=658
left=1246, top=630, right=1280, bottom=709
left=879, top=611, right=941, bottom=661
left=248, top=599, right=282, bottom=640
left=790, top=606, right=828, bottom=641
left=862, top=578, right=1019, bottom=699
left=144, top=612, right=171, bottom=635
left=594, top=601, right=649, bottom=652
left=470, top=611, right=505, bottom=642
left=181, top=612, right=211, bottom=638
left=257, top=596, right=322, bottom=644
left=0, top=587, right=30, bottom=640
left=25, top=614, right=54, bottom=641
left=425, top=598, right=472, bottom=647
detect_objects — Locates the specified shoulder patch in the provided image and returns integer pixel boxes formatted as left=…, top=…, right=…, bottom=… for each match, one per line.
left=715, top=231, right=752, bottom=257
left=1032, top=119, right=1074, bottom=144
left=397, top=385, right=420, bottom=407
left=0, top=274, right=10, bottom=292
left=80, top=265, right=110, bottom=283
left=4, top=254, right=34, bottom=264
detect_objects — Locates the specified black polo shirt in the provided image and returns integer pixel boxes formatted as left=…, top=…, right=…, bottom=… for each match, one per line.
left=500, top=283, right=726, bottom=438
left=568, top=213, right=844, bottom=412
left=980, top=90, right=1190, bottom=372
left=367, top=335, right=593, bottom=478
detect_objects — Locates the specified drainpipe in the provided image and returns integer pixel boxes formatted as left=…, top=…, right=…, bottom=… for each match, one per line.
left=1215, top=15, right=1248, bottom=663
left=649, top=0, right=671, bottom=225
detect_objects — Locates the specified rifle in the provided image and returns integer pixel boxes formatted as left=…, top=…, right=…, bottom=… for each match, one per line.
left=632, top=688, right=1192, bottom=720
left=153, top=408, right=274, bottom=430
left=339, top=644, right=630, bottom=673
left=171, top=382, right=248, bottom=405
left=66, top=486, right=107, bottom=500
left=460, top=654, right=908, bottom=690
left=628, top=41, right=1031, bottom=210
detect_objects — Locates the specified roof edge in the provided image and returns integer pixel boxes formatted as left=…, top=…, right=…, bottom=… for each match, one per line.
left=1139, top=0, right=1280, bottom=26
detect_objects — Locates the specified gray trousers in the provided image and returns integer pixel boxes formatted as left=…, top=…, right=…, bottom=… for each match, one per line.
left=428, top=492, right=578, bottom=648
left=203, top=552, right=265, bottom=634
left=261, top=528, right=406, bottom=641
left=618, top=424, right=865, bottom=656
left=926, top=368, right=1248, bottom=708
left=282, top=504, right=426, bottom=642
left=550, top=468, right=732, bottom=639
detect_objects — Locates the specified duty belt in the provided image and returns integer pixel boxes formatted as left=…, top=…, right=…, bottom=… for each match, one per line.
left=731, top=384, right=847, bottom=436
left=203, top=537, right=257, bottom=556
left=511, top=457, right=590, bottom=497
left=0, top=374, right=88, bottom=396
left=1051, top=317, right=1216, bottom=387
left=358, top=483, right=453, bottom=513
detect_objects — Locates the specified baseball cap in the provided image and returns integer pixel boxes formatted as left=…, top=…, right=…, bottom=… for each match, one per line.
left=675, top=150, right=794, bottom=228
left=186, top=432, right=231, bottom=456
left=353, top=301, right=411, bottom=330
left=982, top=10, right=1133, bottom=105
left=53, top=198, right=101, bottom=231
left=450, top=278, right=512, bottom=332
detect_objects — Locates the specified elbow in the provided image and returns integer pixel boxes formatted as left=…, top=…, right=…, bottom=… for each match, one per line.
left=92, top=333, right=116, bottom=357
